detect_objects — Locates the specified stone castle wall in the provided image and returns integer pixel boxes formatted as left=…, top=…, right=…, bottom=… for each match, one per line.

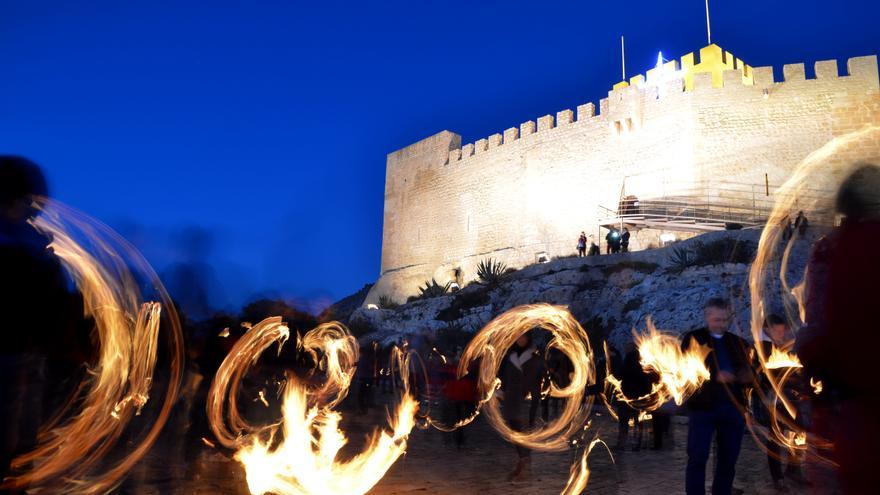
left=367, top=47, right=880, bottom=305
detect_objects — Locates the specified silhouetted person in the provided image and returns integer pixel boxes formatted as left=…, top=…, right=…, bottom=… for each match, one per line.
left=606, top=228, right=621, bottom=254
left=357, top=342, right=378, bottom=413
left=621, top=228, right=631, bottom=253
left=781, top=215, right=794, bottom=242
left=794, top=211, right=809, bottom=236
left=798, top=164, right=880, bottom=493
left=577, top=232, right=587, bottom=257
left=0, top=156, right=87, bottom=485
left=616, top=344, right=653, bottom=451
left=588, top=240, right=600, bottom=256
left=499, top=331, right=545, bottom=482
left=682, top=298, right=753, bottom=495
left=753, top=314, right=805, bottom=491
left=542, top=347, right=571, bottom=421
left=441, top=355, right=476, bottom=449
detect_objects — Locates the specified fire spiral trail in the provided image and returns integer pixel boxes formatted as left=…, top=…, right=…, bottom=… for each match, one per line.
left=452, top=304, right=614, bottom=493
left=748, top=126, right=880, bottom=461
left=207, top=319, right=418, bottom=495
left=2, top=200, right=184, bottom=494
left=457, top=304, right=596, bottom=452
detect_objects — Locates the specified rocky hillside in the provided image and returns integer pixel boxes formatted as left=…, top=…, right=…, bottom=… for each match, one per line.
left=350, top=229, right=817, bottom=350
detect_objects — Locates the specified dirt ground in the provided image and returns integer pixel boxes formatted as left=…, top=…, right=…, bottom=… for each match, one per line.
left=120, top=394, right=832, bottom=495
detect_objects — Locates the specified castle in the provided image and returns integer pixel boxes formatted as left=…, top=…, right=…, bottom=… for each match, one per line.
left=365, top=44, right=880, bottom=306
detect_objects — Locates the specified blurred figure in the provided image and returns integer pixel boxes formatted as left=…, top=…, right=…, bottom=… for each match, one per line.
left=357, top=341, right=379, bottom=414
left=754, top=314, right=805, bottom=492
left=681, top=298, right=753, bottom=495
left=615, top=343, right=653, bottom=451
left=589, top=239, right=600, bottom=256
left=781, top=215, right=794, bottom=242
left=577, top=231, right=587, bottom=257
left=542, top=347, right=571, bottom=422
left=440, top=351, right=476, bottom=449
left=798, top=164, right=880, bottom=494
left=606, top=228, right=621, bottom=254
left=0, top=156, right=87, bottom=487
left=794, top=211, right=809, bottom=236
left=499, top=331, right=545, bottom=482
left=621, top=228, right=631, bottom=253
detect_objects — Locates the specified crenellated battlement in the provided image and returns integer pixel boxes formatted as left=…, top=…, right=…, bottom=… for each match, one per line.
left=414, top=47, right=879, bottom=169
left=374, top=44, right=880, bottom=306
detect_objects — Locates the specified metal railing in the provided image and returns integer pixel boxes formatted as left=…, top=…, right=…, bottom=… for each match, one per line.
left=599, top=180, right=834, bottom=233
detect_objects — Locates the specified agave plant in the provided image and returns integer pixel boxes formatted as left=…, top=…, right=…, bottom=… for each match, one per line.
left=418, top=278, right=452, bottom=299
left=377, top=294, right=399, bottom=310
left=476, top=258, right=507, bottom=285
left=668, top=245, right=697, bottom=272
left=693, top=238, right=756, bottom=266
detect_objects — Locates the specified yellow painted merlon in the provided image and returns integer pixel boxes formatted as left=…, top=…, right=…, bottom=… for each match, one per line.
left=622, top=44, right=754, bottom=91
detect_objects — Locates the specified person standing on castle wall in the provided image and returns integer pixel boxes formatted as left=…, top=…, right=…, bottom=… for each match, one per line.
left=794, top=211, right=809, bottom=236
left=577, top=232, right=587, bottom=257
left=621, top=228, right=631, bottom=253
left=781, top=215, right=794, bottom=242
left=589, top=236, right=600, bottom=256
left=606, top=228, right=621, bottom=254
left=681, top=298, right=753, bottom=495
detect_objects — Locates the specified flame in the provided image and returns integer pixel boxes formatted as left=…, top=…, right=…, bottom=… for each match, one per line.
left=2, top=200, right=183, bottom=494
left=764, top=346, right=803, bottom=370
left=559, top=438, right=610, bottom=495
left=457, top=304, right=596, bottom=452
left=747, top=126, right=880, bottom=464
left=604, top=320, right=711, bottom=417
left=207, top=318, right=418, bottom=495
left=810, top=377, right=823, bottom=395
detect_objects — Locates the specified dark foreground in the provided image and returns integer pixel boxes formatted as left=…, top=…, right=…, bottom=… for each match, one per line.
left=120, top=401, right=832, bottom=495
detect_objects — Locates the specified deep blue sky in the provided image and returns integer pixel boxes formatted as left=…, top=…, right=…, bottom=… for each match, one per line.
left=2, top=1, right=877, bottom=316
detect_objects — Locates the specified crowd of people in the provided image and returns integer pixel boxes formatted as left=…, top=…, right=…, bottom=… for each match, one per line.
left=2, top=155, right=878, bottom=494
left=576, top=227, right=630, bottom=257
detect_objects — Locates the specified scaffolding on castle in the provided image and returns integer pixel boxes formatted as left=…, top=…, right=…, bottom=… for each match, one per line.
left=598, top=180, right=833, bottom=233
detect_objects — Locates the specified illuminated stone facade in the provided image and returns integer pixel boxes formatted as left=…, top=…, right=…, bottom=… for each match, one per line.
left=366, top=45, right=880, bottom=305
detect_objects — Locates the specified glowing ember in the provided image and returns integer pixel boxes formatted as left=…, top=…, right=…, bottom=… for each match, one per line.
left=207, top=318, right=418, bottom=495
left=2, top=200, right=183, bottom=494
left=810, top=377, right=823, bottom=395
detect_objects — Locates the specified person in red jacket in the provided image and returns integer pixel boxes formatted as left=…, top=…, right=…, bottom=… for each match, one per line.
left=797, top=163, right=880, bottom=494
left=440, top=352, right=476, bottom=449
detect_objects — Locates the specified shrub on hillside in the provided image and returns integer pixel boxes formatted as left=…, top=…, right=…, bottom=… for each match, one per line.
left=412, top=278, right=451, bottom=300
left=601, top=261, right=659, bottom=277
left=378, top=294, right=399, bottom=310
left=477, top=258, right=507, bottom=285
left=694, top=238, right=755, bottom=265
left=669, top=245, right=697, bottom=272
left=436, top=286, right=491, bottom=322
left=668, top=238, right=756, bottom=272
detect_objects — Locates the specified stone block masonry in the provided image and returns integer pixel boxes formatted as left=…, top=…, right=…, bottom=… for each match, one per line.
left=367, top=44, right=880, bottom=305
